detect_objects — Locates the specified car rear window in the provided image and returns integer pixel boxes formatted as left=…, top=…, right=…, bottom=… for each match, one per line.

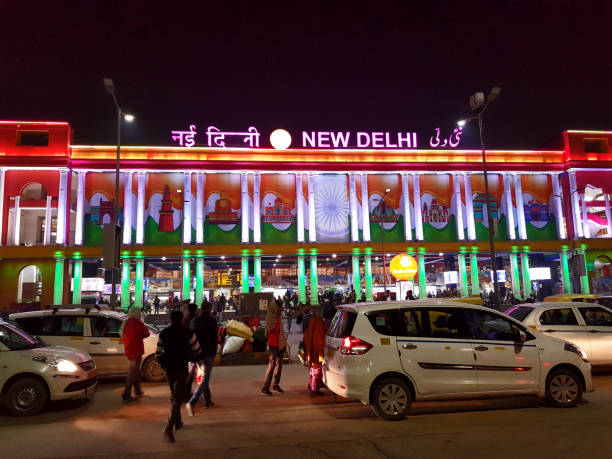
left=365, top=309, right=402, bottom=336
left=327, top=310, right=357, bottom=338
left=506, top=306, right=534, bottom=322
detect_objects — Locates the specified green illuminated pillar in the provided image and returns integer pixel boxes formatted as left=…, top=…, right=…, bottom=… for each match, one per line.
left=53, top=252, right=64, bottom=305
left=183, top=252, right=192, bottom=300
left=470, top=250, right=480, bottom=296
left=560, top=247, right=572, bottom=294
left=297, top=251, right=306, bottom=303
left=195, top=252, right=204, bottom=305
left=509, top=251, right=521, bottom=299
left=254, top=250, right=262, bottom=293
left=241, top=252, right=249, bottom=293
left=134, top=257, right=144, bottom=307
left=520, top=249, right=532, bottom=298
left=72, top=255, right=82, bottom=305
left=310, top=250, right=319, bottom=304
left=352, top=252, right=362, bottom=301
left=121, top=258, right=130, bottom=309
left=578, top=246, right=590, bottom=294
left=417, top=253, right=427, bottom=299
left=364, top=249, right=374, bottom=301
left=458, top=253, right=469, bottom=298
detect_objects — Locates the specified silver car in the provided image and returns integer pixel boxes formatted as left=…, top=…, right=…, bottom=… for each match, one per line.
left=506, top=301, right=612, bottom=365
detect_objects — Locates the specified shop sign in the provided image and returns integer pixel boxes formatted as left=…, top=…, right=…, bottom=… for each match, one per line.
left=389, top=254, right=418, bottom=281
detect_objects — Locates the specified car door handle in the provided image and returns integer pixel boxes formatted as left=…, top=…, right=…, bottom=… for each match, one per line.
left=89, top=341, right=101, bottom=345
left=474, top=345, right=488, bottom=352
left=544, top=330, right=556, bottom=333
left=589, top=330, right=600, bottom=334
left=402, top=344, right=418, bottom=350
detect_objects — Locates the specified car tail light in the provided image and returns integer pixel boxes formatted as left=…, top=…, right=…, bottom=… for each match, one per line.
left=341, top=336, right=373, bottom=355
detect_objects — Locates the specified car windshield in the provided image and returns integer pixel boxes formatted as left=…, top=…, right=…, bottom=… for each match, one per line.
left=505, top=306, right=534, bottom=322
left=0, top=323, right=41, bottom=350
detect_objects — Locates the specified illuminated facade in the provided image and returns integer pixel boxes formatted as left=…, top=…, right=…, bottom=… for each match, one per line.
left=0, top=120, right=611, bottom=310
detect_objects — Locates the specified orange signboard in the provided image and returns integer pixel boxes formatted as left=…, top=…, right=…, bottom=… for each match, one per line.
left=389, top=254, right=418, bottom=280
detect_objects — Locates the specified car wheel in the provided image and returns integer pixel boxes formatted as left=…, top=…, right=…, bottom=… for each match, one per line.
left=5, top=377, right=49, bottom=417
left=546, top=368, right=583, bottom=408
left=371, top=377, right=412, bottom=421
left=141, top=355, right=166, bottom=382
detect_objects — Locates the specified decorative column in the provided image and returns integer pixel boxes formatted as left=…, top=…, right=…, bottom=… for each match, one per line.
left=13, top=196, right=20, bottom=245
left=121, top=258, right=130, bottom=309
left=551, top=174, right=567, bottom=239
left=122, top=171, right=133, bottom=245
left=509, top=251, right=521, bottom=299
left=296, top=173, right=305, bottom=242
left=417, top=252, right=427, bottom=298
left=364, top=248, right=374, bottom=301
left=241, top=173, right=249, bottom=244
left=75, top=171, right=86, bottom=245
left=349, top=173, right=359, bottom=242
left=310, top=249, right=319, bottom=305
left=72, top=255, right=83, bottom=304
left=183, top=172, right=192, bottom=244
left=134, top=256, right=144, bottom=307
left=568, top=171, right=583, bottom=238
left=183, top=252, right=192, bottom=300
left=253, top=249, right=261, bottom=293
left=195, top=252, right=204, bottom=305
left=605, top=193, right=612, bottom=238
left=514, top=174, right=527, bottom=240
left=361, top=174, right=371, bottom=242
left=580, top=193, right=590, bottom=239
left=196, top=172, right=205, bottom=244
left=413, top=174, right=424, bottom=241
left=253, top=173, right=261, bottom=243
left=454, top=175, right=465, bottom=241
left=503, top=174, right=516, bottom=240
left=308, top=174, right=317, bottom=242
left=56, top=170, right=68, bottom=245
left=464, top=173, right=476, bottom=241
left=44, top=196, right=52, bottom=245
left=0, top=168, right=4, bottom=245
left=457, top=252, right=469, bottom=298
left=401, top=174, right=412, bottom=241
left=352, top=252, right=362, bottom=301
left=136, top=172, right=146, bottom=244
left=53, top=251, right=65, bottom=305
left=241, top=252, right=249, bottom=293
left=297, top=250, right=306, bottom=303
left=520, top=250, right=532, bottom=298
left=470, top=251, right=480, bottom=296
left=578, top=246, right=590, bottom=294
left=560, top=247, right=572, bottom=294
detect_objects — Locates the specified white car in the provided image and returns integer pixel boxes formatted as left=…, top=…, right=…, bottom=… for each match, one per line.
left=323, top=300, right=593, bottom=421
left=506, top=301, right=612, bottom=366
left=10, top=306, right=164, bottom=382
left=0, top=318, right=97, bottom=416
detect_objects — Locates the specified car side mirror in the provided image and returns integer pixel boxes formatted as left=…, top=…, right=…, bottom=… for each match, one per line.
left=515, top=330, right=527, bottom=343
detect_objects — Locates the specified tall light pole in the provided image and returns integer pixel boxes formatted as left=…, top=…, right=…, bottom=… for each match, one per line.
left=376, top=188, right=392, bottom=300
left=458, top=86, right=501, bottom=309
left=103, top=78, right=134, bottom=309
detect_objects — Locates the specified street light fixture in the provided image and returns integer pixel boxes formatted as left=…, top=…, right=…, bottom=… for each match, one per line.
left=102, top=77, right=134, bottom=310
left=458, top=86, right=502, bottom=309
left=376, top=188, right=392, bottom=300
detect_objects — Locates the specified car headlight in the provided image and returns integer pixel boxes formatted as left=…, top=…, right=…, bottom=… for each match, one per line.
left=564, top=342, right=588, bottom=361
left=32, top=356, right=79, bottom=372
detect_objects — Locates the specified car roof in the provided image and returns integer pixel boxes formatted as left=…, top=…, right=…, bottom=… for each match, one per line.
left=509, top=301, right=607, bottom=311
left=337, top=299, right=493, bottom=313
left=10, top=308, right=126, bottom=320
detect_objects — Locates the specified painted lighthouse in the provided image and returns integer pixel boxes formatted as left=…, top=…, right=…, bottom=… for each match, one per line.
left=158, top=185, right=175, bottom=232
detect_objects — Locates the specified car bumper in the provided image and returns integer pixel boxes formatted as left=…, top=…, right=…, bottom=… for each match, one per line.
left=48, top=374, right=97, bottom=400
left=322, top=364, right=369, bottom=403
left=582, top=362, right=594, bottom=393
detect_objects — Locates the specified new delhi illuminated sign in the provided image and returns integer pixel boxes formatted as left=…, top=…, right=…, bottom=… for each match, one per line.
left=170, top=125, right=464, bottom=149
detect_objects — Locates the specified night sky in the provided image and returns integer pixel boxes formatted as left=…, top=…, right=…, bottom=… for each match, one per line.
left=2, top=0, right=611, bottom=149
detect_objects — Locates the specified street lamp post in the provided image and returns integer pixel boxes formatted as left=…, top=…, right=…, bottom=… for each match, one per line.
left=103, top=78, right=134, bottom=309
left=458, top=87, right=501, bottom=309
left=376, top=188, right=392, bottom=300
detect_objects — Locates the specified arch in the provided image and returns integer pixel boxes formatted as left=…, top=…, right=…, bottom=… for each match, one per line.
left=20, top=182, right=47, bottom=200
left=17, top=265, right=42, bottom=303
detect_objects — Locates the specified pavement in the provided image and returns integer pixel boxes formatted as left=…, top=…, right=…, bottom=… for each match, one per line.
left=3, top=329, right=612, bottom=458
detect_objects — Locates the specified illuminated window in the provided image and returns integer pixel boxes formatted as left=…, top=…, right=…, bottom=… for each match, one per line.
left=17, top=131, right=49, bottom=146
left=583, top=139, right=608, bottom=153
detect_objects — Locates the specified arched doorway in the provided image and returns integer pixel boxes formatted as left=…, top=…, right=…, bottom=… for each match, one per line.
left=17, top=265, right=42, bottom=303
left=21, top=183, right=47, bottom=200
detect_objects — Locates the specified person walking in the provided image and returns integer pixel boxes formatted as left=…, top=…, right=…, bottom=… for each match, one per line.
left=261, top=300, right=287, bottom=396
left=284, top=301, right=294, bottom=334
left=303, top=314, right=326, bottom=394
left=153, top=296, right=160, bottom=315
left=119, top=307, right=150, bottom=403
left=156, top=310, right=202, bottom=443
left=187, top=302, right=218, bottom=414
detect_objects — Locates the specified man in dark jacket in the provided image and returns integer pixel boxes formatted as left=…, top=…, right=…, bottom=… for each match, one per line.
left=157, top=310, right=202, bottom=443
left=187, top=303, right=218, bottom=413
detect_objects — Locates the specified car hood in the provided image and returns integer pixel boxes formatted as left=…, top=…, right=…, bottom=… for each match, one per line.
left=533, top=331, right=579, bottom=350
left=20, top=345, right=91, bottom=363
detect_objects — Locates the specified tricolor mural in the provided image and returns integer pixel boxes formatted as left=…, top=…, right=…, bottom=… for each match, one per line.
left=204, top=173, right=242, bottom=244
left=368, top=174, right=405, bottom=242
left=260, top=174, right=296, bottom=244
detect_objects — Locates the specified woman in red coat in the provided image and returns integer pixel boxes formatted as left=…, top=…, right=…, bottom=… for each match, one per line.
left=120, top=307, right=150, bottom=403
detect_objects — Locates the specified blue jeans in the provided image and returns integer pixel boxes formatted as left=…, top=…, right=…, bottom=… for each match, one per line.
left=189, top=356, right=214, bottom=405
